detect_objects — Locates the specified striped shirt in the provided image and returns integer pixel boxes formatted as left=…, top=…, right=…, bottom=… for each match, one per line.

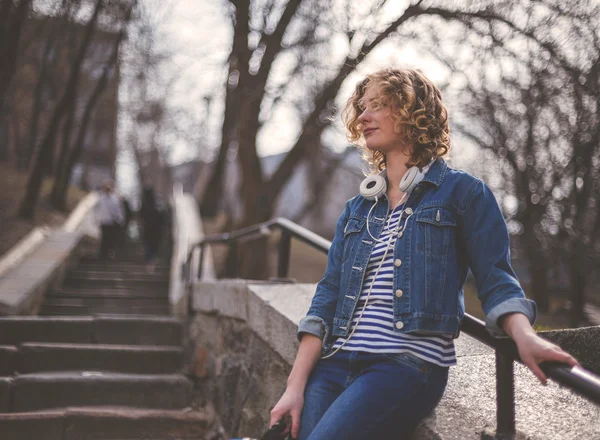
left=332, top=204, right=457, bottom=367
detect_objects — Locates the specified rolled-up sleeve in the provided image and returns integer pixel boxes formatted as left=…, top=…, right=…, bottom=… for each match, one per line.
left=462, top=179, right=537, bottom=337
left=297, top=200, right=352, bottom=343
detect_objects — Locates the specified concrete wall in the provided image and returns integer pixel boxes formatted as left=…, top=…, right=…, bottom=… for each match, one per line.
left=187, top=280, right=600, bottom=440
left=0, top=192, right=98, bottom=315
left=169, top=186, right=215, bottom=316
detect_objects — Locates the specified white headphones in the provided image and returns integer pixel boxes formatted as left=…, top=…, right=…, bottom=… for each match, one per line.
left=359, top=166, right=425, bottom=201
left=359, top=166, right=427, bottom=243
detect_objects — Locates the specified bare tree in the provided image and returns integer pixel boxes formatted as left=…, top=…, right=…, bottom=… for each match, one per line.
left=49, top=0, right=136, bottom=210
left=203, top=0, right=580, bottom=279
left=414, top=0, right=600, bottom=324
left=18, top=0, right=104, bottom=219
left=0, top=0, right=33, bottom=108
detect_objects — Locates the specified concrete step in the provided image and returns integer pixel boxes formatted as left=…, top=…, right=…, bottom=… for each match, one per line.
left=0, top=407, right=214, bottom=440
left=93, top=315, right=183, bottom=346
left=66, top=269, right=169, bottom=281
left=77, top=261, right=169, bottom=273
left=64, top=276, right=169, bottom=289
left=49, top=287, right=168, bottom=299
left=42, top=295, right=169, bottom=309
left=0, top=317, right=94, bottom=345
left=9, top=372, right=192, bottom=411
left=18, top=343, right=183, bottom=375
left=0, top=316, right=183, bottom=346
left=0, top=377, right=10, bottom=411
left=39, top=304, right=172, bottom=316
left=0, top=346, right=17, bottom=375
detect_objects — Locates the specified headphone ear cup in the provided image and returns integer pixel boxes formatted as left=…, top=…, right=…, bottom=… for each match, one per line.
left=399, top=166, right=424, bottom=193
left=360, top=175, right=387, bottom=200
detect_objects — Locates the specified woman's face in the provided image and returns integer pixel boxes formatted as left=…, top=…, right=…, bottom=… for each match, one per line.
left=357, top=84, right=407, bottom=154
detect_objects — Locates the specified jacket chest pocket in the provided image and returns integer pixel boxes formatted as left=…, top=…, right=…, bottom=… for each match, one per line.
left=342, top=217, right=365, bottom=264
left=415, top=207, right=457, bottom=258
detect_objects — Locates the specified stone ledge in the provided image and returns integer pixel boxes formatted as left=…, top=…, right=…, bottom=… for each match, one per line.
left=0, top=227, right=49, bottom=279
left=0, top=231, right=89, bottom=315
left=190, top=280, right=600, bottom=439
left=540, top=326, right=600, bottom=375
left=415, top=354, right=600, bottom=440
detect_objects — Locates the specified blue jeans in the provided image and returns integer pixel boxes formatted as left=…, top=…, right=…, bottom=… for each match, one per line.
left=299, top=350, right=448, bottom=440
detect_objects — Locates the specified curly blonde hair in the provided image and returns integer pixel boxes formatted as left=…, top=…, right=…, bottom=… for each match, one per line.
left=342, top=68, right=450, bottom=172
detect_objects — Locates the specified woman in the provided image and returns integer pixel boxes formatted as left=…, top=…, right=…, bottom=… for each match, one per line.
left=269, top=69, right=578, bottom=440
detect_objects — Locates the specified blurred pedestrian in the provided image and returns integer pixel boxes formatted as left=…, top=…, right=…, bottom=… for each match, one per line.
left=140, top=186, right=164, bottom=270
left=94, top=179, right=124, bottom=260
left=120, top=195, right=133, bottom=251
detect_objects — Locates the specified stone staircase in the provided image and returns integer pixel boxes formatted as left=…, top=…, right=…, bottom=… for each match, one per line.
left=0, top=242, right=221, bottom=439
left=40, top=261, right=171, bottom=316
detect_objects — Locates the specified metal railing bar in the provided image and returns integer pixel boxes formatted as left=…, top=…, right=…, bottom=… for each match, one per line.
left=541, top=362, right=600, bottom=403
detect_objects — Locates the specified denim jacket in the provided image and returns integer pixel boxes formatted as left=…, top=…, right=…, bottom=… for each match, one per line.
left=297, top=158, right=536, bottom=348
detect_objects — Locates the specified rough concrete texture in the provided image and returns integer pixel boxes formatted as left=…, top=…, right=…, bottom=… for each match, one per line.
left=0, top=316, right=94, bottom=345
left=11, top=372, right=193, bottom=411
left=193, top=280, right=250, bottom=321
left=0, top=345, right=18, bottom=375
left=93, top=315, right=183, bottom=346
left=0, top=231, right=88, bottom=315
left=540, top=326, right=600, bottom=375
left=0, top=406, right=220, bottom=440
left=415, top=352, right=600, bottom=440
left=188, top=310, right=290, bottom=438
left=62, top=406, right=218, bottom=440
left=0, top=377, right=11, bottom=412
left=18, top=342, right=183, bottom=374
left=189, top=280, right=600, bottom=440
left=0, top=409, right=65, bottom=440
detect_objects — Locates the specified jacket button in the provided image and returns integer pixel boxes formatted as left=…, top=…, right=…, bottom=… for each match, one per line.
left=395, top=321, right=404, bottom=330
left=405, top=207, right=413, bottom=215
left=395, top=289, right=403, bottom=298
left=394, top=259, right=402, bottom=267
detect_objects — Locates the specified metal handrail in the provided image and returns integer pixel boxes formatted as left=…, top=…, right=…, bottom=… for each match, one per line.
left=186, top=217, right=600, bottom=435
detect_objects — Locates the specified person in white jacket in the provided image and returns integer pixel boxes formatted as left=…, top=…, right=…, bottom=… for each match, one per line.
left=94, top=180, right=124, bottom=260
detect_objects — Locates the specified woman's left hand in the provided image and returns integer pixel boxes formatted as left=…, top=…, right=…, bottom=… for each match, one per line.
left=502, top=313, right=580, bottom=385
left=514, top=331, right=580, bottom=385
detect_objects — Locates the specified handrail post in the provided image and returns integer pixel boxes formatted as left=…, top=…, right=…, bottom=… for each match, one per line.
left=197, top=244, right=205, bottom=280
left=278, top=230, right=291, bottom=278
left=496, top=350, right=516, bottom=436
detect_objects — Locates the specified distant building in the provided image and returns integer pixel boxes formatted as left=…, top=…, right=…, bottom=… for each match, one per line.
left=171, top=150, right=365, bottom=239
left=0, top=15, right=120, bottom=189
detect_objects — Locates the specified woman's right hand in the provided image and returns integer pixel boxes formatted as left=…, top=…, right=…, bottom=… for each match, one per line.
left=270, top=386, right=305, bottom=439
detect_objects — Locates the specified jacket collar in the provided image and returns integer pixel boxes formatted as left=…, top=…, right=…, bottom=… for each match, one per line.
left=421, top=157, right=447, bottom=188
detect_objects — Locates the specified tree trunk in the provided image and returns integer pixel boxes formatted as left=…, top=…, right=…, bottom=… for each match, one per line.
left=53, top=102, right=76, bottom=177
left=232, top=185, right=277, bottom=280
left=527, top=252, right=549, bottom=313
left=51, top=1, right=133, bottom=210
left=21, top=23, right=60, bottom=170
left=569, top=243, right=587, bottom=327
left=0, top=0, right=31, bottom=108
left=199, top=77, right=236, bottom=217
left=18, top=0, right=103, bottom=219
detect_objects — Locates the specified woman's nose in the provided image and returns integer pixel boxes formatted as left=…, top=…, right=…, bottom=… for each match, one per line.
left=358, top=109, right=370, bottom=123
